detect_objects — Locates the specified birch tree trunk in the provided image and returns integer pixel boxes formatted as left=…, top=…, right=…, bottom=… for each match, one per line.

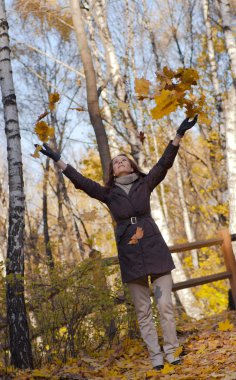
left=220, top=0, right=236, bottom=254
left=175, top=157, right=199, bottom=269
left=0, top=0, right=33, bottom=368
left=69, top=0, right=111, bottom=182
left=91, top=0, right=146, bottom=168
left=219, top=0, right=236, bottom=86
left=202, top=0, right=225, bottom=137
left=43, top=158, right=54, bottom=269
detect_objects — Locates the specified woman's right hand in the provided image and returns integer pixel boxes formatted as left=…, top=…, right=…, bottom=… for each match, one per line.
left=35, top=143, right=61, bottom=162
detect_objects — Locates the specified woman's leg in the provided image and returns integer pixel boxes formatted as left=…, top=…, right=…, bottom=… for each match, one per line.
left=127, top=277, right=163, bottom=367
left=152, top=273, right=180, bottom=364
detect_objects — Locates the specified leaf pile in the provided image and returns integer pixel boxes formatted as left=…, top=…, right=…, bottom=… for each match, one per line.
left=1, top=310, right=236, bottom=379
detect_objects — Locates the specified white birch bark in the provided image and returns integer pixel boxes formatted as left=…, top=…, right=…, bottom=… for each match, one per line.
left=91, top=0, right=146, bottom=167
left=219, top=0, right=236, bottom=84
left=150, top=137, right=203, bottom=318
left=224, top=88, right=236, bottom=255
left=175, top=157, right=199, bottom=269
left=220, top=0, right=236, bottom=254
left=0, top=0, right=33, bottom=368
left=202, top=0, right=225, bottom=135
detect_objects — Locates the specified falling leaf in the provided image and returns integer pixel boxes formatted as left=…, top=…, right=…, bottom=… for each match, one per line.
left=198, top=111, right=212, bottom=126
left=218, top=320, right=234, bottom=332
left=81, top=210, right=97, bottom=221
left=182, top=68, right=199, bottom=84
left=128, top=227, right=144, bottom=245
left=118, top=100, right=130, bottom=110
left=37, top=111, right=49, bottom=122
left=135, top=77, right=151, bottom=99
left=138, top=131, right=146, bottom=144
left=151, top=89, right=179, bottom=120
left=49, top=92, right=60, bottom=111
left=163, top=66, right=176, bottom=79
left=34, top=121, right=55, bottom=142
left=31, top=144, right=42, bottom=158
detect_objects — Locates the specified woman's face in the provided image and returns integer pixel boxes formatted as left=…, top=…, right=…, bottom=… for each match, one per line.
left=112, top=155, right=133, bottom=177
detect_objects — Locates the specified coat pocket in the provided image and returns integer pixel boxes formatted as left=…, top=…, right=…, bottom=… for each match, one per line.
left=145, top=218, right=161, bottom=236
left=115, top=223, right=130, bottom=244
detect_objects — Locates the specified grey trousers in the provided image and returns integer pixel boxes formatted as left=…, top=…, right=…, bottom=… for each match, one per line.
left=127, top=273, right=179, bottom=367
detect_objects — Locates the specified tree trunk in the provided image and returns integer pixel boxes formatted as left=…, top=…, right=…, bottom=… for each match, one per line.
left=43, top=158, right=54, bottom=269
left=220, top=0, right=236, bottom=255
left=224, top=88, right=236, bottom=256
left=202, top=0, right=225, bottom=138
left=92, top=0, right=146, bottom=168
left=0, top=0, right=33, bottom=368
left=219, top=0, right=236, bottom=87
left=175, top=157, right=199, bottom=269
left=69, top=0, right=111, bottom=182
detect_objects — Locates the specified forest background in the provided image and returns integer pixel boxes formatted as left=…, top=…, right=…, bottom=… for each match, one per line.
left=0, top=0, right=236, bottom=376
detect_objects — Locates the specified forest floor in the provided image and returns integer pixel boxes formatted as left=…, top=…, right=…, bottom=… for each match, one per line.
left=1, top=310, right=236, bottom=380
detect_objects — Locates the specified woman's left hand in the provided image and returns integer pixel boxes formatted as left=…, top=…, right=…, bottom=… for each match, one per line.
left=176, top=115, right=198, bottom=137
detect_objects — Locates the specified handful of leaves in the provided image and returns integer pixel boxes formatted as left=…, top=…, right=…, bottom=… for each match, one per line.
left=31, top=92, right=60, bottom=158
left=135, top=67, right=210, bottom=125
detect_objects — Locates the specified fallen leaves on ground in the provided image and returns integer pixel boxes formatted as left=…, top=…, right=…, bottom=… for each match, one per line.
left=1, top=310, right=236, bottom=379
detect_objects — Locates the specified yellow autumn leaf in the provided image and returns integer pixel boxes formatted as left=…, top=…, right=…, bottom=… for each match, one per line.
left=174, top=346, right=183, bottom=358
left=49, top=92, right=60, bottom=111
left=117, top=100, right=130, bottom=110
left=198, top=111, right=212, bottom=126
left=151, top=89, right=179, bottom=119
left=35, top=121, right=55, bottom=142
left=59, top=326, right=68, bottom=337
left=146, top=368, right=159, bottom=378
left=180, top=68, right=199, bottom=84
left=196, top=344, right=206, bottom=354
left=31, top=144, right=42, bottom=158
left=161, top=363, right=174, bottom=374
left=218, top=319, right=234, bottom=332
left=135, top=77, right=151, bottom=99
left=163, top=66, right=176, bottom=79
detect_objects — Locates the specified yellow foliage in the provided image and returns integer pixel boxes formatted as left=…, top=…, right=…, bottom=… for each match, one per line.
left=137, top=66, right=209, bottom=121
left=58, top=326, right=68, bottom=338
left=161, top=363, right=174, bottom=374
left=135, top=77, right=151, bottom=99
left=174, top=346, right=183, bottom=358
left=49, top=92, right=60, bottom=111
left=31, top=144, right=42, bottom=158
left=34, top=121, right=55, bottom=142
left=151, top=90, right=179, bottom=119
left=218, top=320, right=234, bottom=332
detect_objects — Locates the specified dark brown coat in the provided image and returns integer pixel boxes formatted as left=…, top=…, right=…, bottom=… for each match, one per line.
left=63, top=141, right=179, bottom=283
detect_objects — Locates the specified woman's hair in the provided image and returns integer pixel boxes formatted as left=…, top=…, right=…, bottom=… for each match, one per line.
left=105, top=154, right=145, bottom=188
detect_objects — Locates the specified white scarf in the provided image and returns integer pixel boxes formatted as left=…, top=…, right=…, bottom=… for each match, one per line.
left=115, top=173, right=139, bottom=194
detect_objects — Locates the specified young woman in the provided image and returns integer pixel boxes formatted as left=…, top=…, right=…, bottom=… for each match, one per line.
left=36, top=116, right=197, bottom=371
